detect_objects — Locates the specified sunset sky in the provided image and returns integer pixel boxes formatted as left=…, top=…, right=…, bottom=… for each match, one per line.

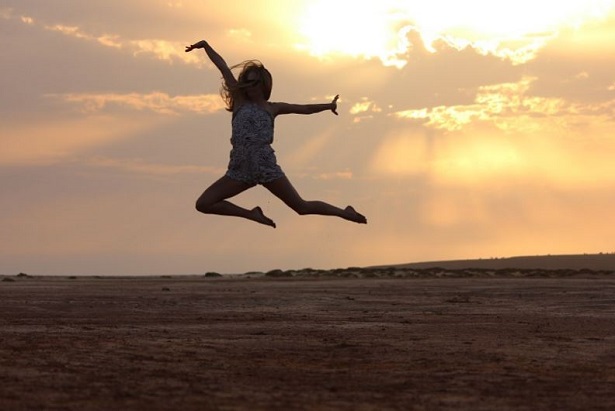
left=2, top=0, right=614, bottom=275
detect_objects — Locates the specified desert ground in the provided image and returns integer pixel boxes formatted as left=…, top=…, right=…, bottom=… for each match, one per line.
left=1, top=267, right=615, bottom=410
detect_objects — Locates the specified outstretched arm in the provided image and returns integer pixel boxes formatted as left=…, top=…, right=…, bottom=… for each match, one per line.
left=272, top=95, right=339, bottom=116
left=186, top=40, right=237, bottom=87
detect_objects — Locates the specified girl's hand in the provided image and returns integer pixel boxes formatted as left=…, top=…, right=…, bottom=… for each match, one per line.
left=331, top=94, right=339, bottom=115
left=185, top=40, right=207, bottom=52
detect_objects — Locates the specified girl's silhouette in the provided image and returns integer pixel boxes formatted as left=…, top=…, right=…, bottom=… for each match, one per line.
left=186, top=40, right=367, bottom=228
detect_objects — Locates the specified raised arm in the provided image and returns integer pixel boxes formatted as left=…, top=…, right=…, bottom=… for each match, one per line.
left=271, top=95, right=339, bottom=116
left=185, top=40, right=237, bottom=88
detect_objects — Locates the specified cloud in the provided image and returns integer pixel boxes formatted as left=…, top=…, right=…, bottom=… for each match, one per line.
left=47, top=92, right=225, bottom=115
left=0, top=115, right=163, bottom=166
left=372, top=119, right=615, bottom=189
left=392, top=76, right=614, bottom=132
left=2, top=8, right=202, bottom=65
left=349, top=98, right=383, bottom=123
left=315, top=171, right=353, bottom=180
left=84, top=156, right=223, bottom=177
left=296, top=0, right=615, bottom=67
left=526, top=18, right=615, bottom=104
left=373, top=69, right=615, bottom=188
left=46, top=24, right=200, bottom=65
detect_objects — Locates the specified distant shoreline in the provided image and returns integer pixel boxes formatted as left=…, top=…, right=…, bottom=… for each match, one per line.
left=3, top=253, right=614, bottom=278
left=376, top=253, right=615, bottom=271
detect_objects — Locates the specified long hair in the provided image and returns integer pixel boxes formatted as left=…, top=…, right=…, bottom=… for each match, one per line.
left=221, top=60, right=272, bottom=112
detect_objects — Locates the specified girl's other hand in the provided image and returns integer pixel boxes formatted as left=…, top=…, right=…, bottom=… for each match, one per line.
left=185, top=40, right=207, bottom=52
left=331, top=95, right=339, bottom=115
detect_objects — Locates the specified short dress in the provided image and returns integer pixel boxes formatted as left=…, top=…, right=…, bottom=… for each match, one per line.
left=225, top=103, right=285, bottom=185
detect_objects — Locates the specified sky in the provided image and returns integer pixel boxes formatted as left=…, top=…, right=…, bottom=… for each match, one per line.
left=1, top=0, right=614, bottom=275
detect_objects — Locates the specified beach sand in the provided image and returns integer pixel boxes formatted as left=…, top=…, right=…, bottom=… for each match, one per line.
left=1, top=270, right=614, bottom=410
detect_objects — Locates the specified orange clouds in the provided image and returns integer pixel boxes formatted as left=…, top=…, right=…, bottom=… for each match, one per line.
left=1, top=9, right=202, bottom=65
left=393, top=76, right=613, bottom=133
left=48, top=92, right=225, bottom=115
left=0, top=115, right=161, bottom=166
left=297, top=0, right=615, bottom=66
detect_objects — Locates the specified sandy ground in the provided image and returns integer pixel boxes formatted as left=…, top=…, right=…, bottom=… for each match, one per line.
left=1, top=272, right=615, bottom=410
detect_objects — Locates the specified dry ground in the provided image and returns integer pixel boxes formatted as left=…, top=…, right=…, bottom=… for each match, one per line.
left=1, top=273, right=614, bottom=410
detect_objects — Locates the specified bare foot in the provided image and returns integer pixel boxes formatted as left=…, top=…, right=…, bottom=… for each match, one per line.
left=252, top=207, right=276, bottom=228
left=345, top=206, right=367, bottom=224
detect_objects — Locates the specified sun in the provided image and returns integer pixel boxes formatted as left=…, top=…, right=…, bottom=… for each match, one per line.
left=296, top=0, right=615, bottom=67
left=296, top=2, right=410, bottom=68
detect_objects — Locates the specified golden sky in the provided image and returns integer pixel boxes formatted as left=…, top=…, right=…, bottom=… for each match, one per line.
left=1, top=0, right=614, bottom=274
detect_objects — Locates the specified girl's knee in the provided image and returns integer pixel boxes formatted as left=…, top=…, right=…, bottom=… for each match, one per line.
left=195, top=200, right=205, bottom=213
left=292, top=200, right=311, bottom=215
left=195, top=197, right=212, bottom=213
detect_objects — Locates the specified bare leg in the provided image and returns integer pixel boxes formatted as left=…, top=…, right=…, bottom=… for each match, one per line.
left=263, top=176, right=367, bottom=224
left=196, top=176, right=276, bottom=228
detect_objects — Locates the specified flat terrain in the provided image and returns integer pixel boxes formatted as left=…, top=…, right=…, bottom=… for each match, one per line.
left=1, top=272, right=615, bottom=410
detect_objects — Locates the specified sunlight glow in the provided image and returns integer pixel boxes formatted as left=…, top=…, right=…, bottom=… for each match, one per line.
left=296, top=1, right=410, bottom=67
left=297, top=0, right=615, bottom=66
left=370, top=133, right=430, bottom=176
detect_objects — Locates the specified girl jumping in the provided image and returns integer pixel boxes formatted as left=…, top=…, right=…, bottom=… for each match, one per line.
left=185, top=40, right=367, bottom=228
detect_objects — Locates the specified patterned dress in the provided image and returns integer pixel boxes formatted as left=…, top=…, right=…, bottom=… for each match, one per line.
left=225, top=103, right=285, bottom=185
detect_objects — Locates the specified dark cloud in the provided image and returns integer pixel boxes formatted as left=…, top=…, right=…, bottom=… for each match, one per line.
left=318, top=28, right=526, bottom=114
left=527, top=19, right=615, bottom=103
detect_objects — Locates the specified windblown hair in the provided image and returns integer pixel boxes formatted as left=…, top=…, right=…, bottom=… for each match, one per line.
left=221, top=60, right=273, bottom=112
